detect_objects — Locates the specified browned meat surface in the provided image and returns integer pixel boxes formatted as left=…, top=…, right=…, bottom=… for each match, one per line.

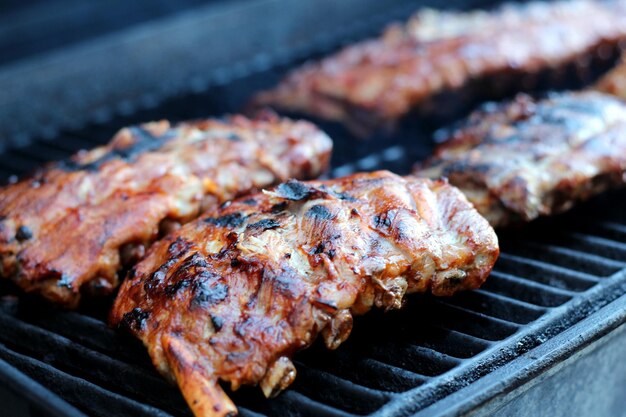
left=0, top=114, right=332, bottom=307
left=254, top=0, right=626, bottom=135
left=110, top=170, right=499, bottom=417
left=415, top=91, right=626, bottom=227
left=595, top=54, right=626, bottom=98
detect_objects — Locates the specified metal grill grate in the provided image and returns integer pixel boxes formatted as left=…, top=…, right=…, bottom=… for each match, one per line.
left=1, top=1, right=626, bottom=416
left=0, top=100, right=625, bottom=417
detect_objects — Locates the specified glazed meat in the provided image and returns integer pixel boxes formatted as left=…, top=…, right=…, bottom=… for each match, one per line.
left=595, top=54, right=626, bottom=98
left=0, top=113, right=332, bottom=307
left=415, top=91, right=626, bottom=227
left=254, top=0, right=626, bottom=135
left=110, top=170, right=499, bottom=417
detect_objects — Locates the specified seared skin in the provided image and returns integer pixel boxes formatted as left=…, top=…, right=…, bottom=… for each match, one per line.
left=254, top=0, right=626, bottom=135
left=415, top=91, right=626, bottom=227
left=595, top=55, right=626, bottom=98
left=110, top=171, right=499, bottom=417
left=0, top=114, right=332, bottom=307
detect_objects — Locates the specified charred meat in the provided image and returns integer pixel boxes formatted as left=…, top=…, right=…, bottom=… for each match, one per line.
left=415, top=91, right=626, bottom=227
left=0, top=114, right=332, bottom=307
left=110, top=170, right=499, bottom=417
left=254, top=0, right=626, bottom=135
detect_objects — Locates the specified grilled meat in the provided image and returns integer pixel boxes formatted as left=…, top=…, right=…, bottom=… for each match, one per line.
left=595, top=54, right=626, bottom=98
left=415, top=91, right=626, bottom=227
left=0, top=114, right=332, bottom=307
left=254, top=0, right=626, bottom=135
left=110, top=170, right=499, bottom=417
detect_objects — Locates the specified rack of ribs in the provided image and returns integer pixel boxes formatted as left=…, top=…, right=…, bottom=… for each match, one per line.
left=110, top=170, right=499, bottom=417
left=415, top=91, right=626, bottom=227
left=254, top=0, right=626, bottom=135
left=0, top=113, right=332, bottom=307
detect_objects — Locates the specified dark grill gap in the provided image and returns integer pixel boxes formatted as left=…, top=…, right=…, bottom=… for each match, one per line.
left=1, top=1, right=626, bottom=416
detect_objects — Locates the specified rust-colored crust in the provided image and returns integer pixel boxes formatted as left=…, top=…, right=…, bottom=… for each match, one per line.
left=110, top=170, right=499, bottom=417
left=0, top=113, right=332, bottom=307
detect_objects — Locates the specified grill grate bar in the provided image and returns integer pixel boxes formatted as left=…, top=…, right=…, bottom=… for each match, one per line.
left=496, top=252, right=600, bottom=290
left=239, top=409, right=268, bottom=417
left=566, top=232, right=626, bottom=259
left=239, top=409, right=267, bottom=417
left=258, top=390, right=356, bottom=417
left=572, top=217, right=626, bottom=235
left=432, top=300, right=520, bottom=339
left=292, top=363, right=392, bottom=414
left=507, top=240, right=624, bottom=276
left=443, top=290, right=546, bottom=325
left=474, top=288, right=549, bottom=314
left=349, top=358, right=431, bottom=392
left=482, top=272, right=573, bottom=308
left=295, top=348, right=431, bottom=393
left=366, top=344, right=461, bottom=377
left=402, top=323, right=493, bottom=360
left=417, top=313, right=515, bottom=343
left=489, top=271, right=577, bottom=297
left=530, top=241, right=626, bottom=269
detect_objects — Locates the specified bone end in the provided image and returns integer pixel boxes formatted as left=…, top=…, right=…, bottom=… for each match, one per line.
left=162, top=335, right=237, bottom=417
left=260, top=356, right=297, bottom=398
left=322, top=309, right=353, bottom=350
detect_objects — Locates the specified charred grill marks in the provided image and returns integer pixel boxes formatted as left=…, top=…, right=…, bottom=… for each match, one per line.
left=204, top=213, right=247, bottom=228
left=305, top=204, right=334, bottom=221
left=57, top=127, right=177, bottom=172
left=120, top=307, right=150, bottom=331
left=246, top=219, right=281, bottom=232
left=273, top=180, right=315, bottom=201
left=192, top=281, right=229, bottom=307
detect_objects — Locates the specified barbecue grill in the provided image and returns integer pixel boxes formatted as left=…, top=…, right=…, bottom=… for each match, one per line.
left=1, top=1, right=625, bottom=416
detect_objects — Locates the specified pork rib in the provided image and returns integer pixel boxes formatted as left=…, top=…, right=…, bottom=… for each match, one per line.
left=110, top=170, right=499, bottom=417
left=0, top=113, right=332, bottom=307
left=415, top=91, right=626, bottom=227
left=254, top=0, right=626, bottom=135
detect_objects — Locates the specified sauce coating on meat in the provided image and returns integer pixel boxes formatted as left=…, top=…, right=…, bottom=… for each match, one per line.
left=111, top=171, right=499, bottom=417
left=254, top=0, right=626, bottom=135
left=0, top=113, right=332, bottom=307
left=415, top=91, right=626, bottom=227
